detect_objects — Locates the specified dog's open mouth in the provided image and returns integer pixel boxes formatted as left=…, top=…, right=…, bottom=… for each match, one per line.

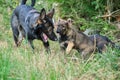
left=41, top=33, right=48, bottom=43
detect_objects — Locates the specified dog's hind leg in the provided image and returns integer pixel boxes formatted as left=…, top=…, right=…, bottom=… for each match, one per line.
left=81, top=49, right=93, bottom=60
left=17, top=25, right=24, bottom=46
left=11, top=14, right=20, bottom=47
left=13, top=33, right=19, bottom=47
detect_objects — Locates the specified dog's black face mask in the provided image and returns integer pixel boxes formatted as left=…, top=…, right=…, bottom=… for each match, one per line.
left=40, top=10, right=58, bottom=41
left=33, top=24, right=48, bottom=43
left=41, top=16, right=58, bottom=41
left=33, top=18, right=57, bottom=42
left=34, top=8, right=58, bottom=42
left=57, top=24, right=67, bottom=35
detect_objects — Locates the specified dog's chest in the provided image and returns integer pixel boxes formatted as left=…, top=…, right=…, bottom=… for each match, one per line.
left=59, top=35, right=68, bottom=42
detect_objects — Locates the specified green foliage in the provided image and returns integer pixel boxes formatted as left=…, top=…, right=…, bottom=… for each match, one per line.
left=0, top=48, right=12, bottom=80
left=43, top=0, right=120, bottom=35
left=0, top=0, right=18, bottom=13
left=91, top=0, right=105, bottom=11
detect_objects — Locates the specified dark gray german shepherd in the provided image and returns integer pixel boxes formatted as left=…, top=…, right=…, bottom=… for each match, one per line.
left=56, top=19, right=95, bottom=59
left=11, top=0, right=57, bottom=52
left=89, top=34, right=120, bottom=53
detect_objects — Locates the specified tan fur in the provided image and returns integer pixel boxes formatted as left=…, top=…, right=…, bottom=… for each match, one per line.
left=66, top=41, right=74, bottom=54
left=31, top=19, right=42, bottom=28
left=37, top=19, right=42, bottom=24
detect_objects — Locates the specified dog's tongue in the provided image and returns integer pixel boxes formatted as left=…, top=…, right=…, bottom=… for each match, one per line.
left=42, top=33, right=48, bottom=42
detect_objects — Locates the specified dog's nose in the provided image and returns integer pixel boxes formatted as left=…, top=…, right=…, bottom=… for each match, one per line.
left=56, top=30, right=60, bottom=33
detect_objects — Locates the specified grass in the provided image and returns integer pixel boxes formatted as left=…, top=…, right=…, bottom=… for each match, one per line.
left=0, top=2, right=120, bottom=80
left=1, top=47, right=120, bottom=80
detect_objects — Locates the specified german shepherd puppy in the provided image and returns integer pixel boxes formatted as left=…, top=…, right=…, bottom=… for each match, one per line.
left=11, top=0, right=57, bottom=52
left=56, top=19, right=95, bottom=59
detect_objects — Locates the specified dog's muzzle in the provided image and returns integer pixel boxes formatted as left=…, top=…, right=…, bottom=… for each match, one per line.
left=56, top=29, right=60, bottom=33
left=54, top=37, right=58, bottom=41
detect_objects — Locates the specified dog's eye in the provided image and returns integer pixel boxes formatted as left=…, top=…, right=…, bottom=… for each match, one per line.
left=57, top=25, right=60, bottom=27
left=62, top=27, right=65, bottom=30
left=48, top=27, right=53, bottom=31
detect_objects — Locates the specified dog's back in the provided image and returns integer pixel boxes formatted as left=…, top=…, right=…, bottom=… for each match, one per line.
left=14, top=5, right=34, bottom=19
left=14, top=5, right=38, bottom=25
left=73, top=30, right=94, bottom=52
left=89, top=34, right=115, bottom=53
left=72, top=30, right=95, bottom=59
left=12, top=5, right=39, bottom=38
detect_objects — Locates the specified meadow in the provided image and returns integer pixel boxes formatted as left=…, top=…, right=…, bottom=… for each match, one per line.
left=0, top=0, right=120, bottom=80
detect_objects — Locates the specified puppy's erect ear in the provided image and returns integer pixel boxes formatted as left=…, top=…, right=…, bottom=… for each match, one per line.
left=67, top=18, right=73, bottom=27
left=63, top=21, right=68, bottom=29
left=67, top=18, right=73, bottom=24
left=40, top=8, right=46, bottom=19
left=58, top=18, right=61, bottom=22
left=47, top=8, right=55, bottom=18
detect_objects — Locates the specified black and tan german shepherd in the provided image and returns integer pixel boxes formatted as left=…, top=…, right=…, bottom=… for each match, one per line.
left=11, top=0, right=57, bottom=52
left=56, top=19, right=95, bottom=59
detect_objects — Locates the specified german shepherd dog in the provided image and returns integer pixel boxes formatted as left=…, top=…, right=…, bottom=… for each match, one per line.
left=11, top=0, right=58, bottom=52
left=56, top=19, right=95, bottom=59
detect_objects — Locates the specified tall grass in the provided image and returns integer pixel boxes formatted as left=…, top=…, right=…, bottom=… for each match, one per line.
left=0, top=44, right=120, bottom=80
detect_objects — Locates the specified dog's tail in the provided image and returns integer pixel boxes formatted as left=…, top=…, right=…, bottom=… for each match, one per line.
left=106, top=37, right=120, bottom=50
left=114, top=45, right=120, bottom=50
left=21, top=0, right=36, bottom=7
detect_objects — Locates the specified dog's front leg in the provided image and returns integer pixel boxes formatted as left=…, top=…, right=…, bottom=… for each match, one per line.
left=66, top=41, right=74, bottom=54
left=28, top=40, right=34, bottom=50
left=60, top=41, right=68, bottom=50
left=43, top=42, right=51, bottom=53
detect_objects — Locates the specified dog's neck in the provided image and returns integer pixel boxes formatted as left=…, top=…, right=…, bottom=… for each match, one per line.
left=66, top=29, right=73, bottom=37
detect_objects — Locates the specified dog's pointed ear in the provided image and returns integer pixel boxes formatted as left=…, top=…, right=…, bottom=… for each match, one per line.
left=58, top=19, right=61, bottom=22
left=40, top=8, right=46, bottom=19
left=47, top=8, right=55, bottom=18
left=64, top=21, right=69, bottom=29
left=67, top=18, right=73, bottom=27
left=67, top=18, right=73, bottom=24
